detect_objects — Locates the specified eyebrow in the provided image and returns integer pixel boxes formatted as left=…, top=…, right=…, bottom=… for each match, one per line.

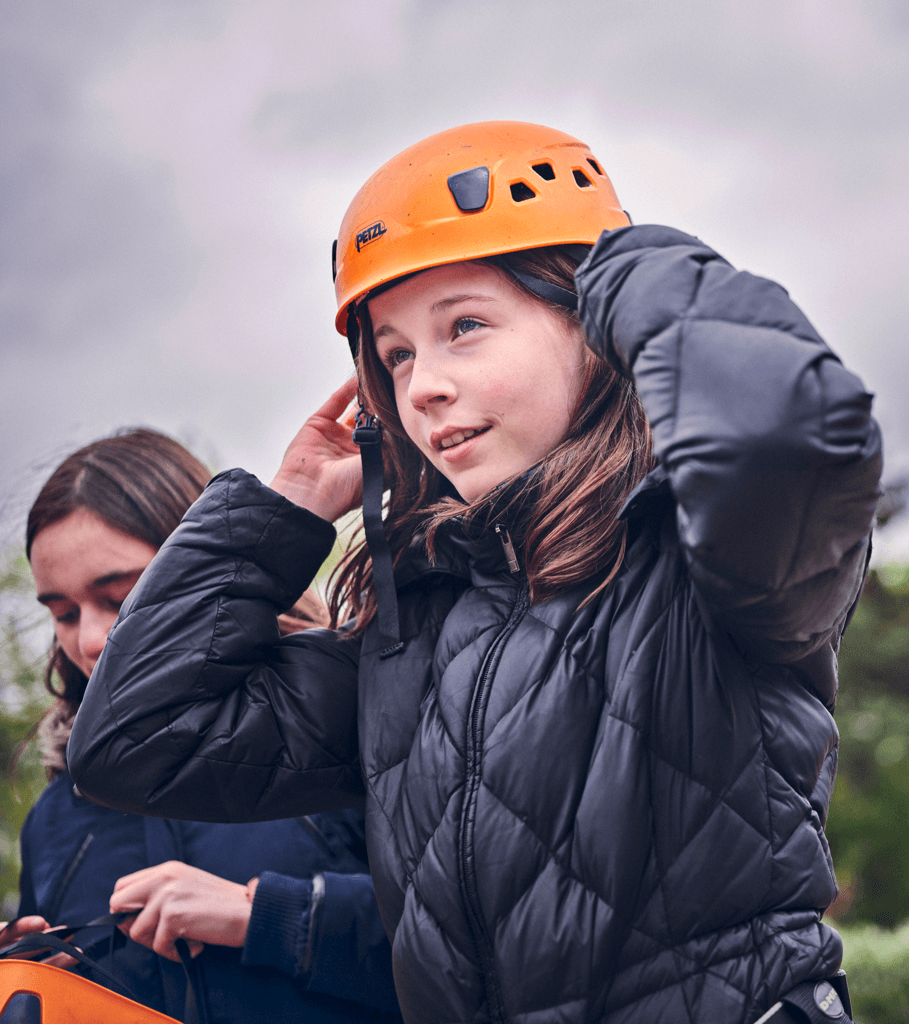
left=372, top=293, right=498, bottom=341
left=36, top=568, right=147, bottom=605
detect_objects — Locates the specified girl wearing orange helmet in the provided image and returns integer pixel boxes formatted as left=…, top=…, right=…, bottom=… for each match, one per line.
left=69, top=122, right=879, bottom=1024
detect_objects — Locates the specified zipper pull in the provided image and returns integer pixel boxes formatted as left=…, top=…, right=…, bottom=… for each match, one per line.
left=495, top=524, right=520, bottom=574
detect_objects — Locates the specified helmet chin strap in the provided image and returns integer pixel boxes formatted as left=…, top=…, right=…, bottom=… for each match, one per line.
left=348, top=305, right=402, bottom=656
left=352, top=404, right=404, bottom=658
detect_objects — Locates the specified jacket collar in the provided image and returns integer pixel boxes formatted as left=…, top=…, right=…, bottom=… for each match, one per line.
left=397, top=468, right=542, bottom=587
left=396, top=461, right=669, bottom=589
left=618, top=462, right=670, bottom=520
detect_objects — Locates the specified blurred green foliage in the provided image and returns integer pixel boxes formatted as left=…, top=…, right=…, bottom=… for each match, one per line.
left=837, top=921, right=909, bottom=1024
left=827, top=566, right=909, bottom=928
left=0, top=550, right=53, bottom=919
left=824, top=564, right=909, bottom=1023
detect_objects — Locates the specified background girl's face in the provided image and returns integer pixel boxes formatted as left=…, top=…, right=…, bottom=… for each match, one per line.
left=29, top=509, right=158, bottom=678
left=368, top=262, right=587, bottom=503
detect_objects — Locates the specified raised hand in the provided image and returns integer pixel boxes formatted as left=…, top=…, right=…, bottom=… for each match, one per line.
left=110, top=862, right=252, bottom=962
left=269, top=376, right=364, bottom=523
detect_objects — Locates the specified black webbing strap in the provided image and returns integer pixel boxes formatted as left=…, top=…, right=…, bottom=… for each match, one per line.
left=175, top=938, right=210, bottom=1024
left=352, top=408, right=404, bottom=658
left=491, top=244, right=590, bottom=312
left=505, top=267, right=578, bottom=310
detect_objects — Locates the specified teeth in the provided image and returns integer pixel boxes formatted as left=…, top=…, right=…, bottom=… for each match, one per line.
left=440, top=428, right=482, bottom=449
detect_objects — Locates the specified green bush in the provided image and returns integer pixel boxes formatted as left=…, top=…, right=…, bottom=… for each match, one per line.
left=836, top=921, right=909, bottom=1024
left=827, top=566, right=909, bottom=927
left=0, top=550, right=53, bottom=917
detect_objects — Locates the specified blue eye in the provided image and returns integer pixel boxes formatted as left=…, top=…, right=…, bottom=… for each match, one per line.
left=454, top=318, right=482, bottom=336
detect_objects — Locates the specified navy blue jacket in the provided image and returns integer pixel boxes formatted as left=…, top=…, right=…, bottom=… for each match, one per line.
left=69, top=226, right=882, bottom=1023
left=19, top=774, right=401, bottom=1023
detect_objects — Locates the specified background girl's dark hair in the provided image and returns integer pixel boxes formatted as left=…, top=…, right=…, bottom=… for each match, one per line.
left=328, top=247, right=655, bottom=632
left=26, top=428, right=211, bottom=712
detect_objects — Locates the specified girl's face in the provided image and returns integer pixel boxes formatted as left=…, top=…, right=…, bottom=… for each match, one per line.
left=368, top=261, right=587, bottom=503
left=30, top=509, right=157, bottom=678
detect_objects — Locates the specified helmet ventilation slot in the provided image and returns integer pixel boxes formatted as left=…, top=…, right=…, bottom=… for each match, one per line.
left=531, top=162, right=556, bottom=180
left=572, top=169, right=594, bottom=188
left=587, top=158, right=603, bottom=175
left=510, top=181, right=537, bottom=202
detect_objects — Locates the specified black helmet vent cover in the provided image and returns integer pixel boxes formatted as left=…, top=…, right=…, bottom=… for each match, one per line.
left=447, top=166, right=490, bottom=211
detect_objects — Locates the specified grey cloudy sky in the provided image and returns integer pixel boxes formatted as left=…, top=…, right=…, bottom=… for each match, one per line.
left=2, top=0, right=908, bottom=554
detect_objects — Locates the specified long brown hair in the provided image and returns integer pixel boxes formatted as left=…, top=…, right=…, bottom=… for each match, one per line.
left=26, top=429, right=211, bottom=715
left=328, top=247, right=655, bottom=632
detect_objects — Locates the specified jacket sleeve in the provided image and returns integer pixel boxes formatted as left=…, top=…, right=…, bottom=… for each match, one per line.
left=243, top=870, right=400, bottom=1014
left=577, top=225, right=882, bottom=664
left=67, top=469, right=365, bottom=822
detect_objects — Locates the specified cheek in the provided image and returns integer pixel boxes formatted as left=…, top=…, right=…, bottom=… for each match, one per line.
left=53, top=623, right=80, bottom=662
left=396, top=407, right=431, bottom=459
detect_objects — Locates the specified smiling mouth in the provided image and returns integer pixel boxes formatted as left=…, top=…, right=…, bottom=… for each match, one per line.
left=438, top=426, right=490, bottom=450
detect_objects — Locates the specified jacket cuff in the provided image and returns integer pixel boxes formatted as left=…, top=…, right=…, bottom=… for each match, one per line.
left=206, top=469, right=337, bottom=610
left=241, top=870, right=315, bottom=978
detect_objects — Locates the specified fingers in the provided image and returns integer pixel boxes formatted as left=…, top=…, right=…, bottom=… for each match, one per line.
left=0, top=916, right=50, bottom=944
left=112, top=861, right=195, bottom=961
left=111, top=862, right=176, bottom=913
left=43, top=951, right=79, bottom=969
left=313, top=375, right=359, bottom=422
left=111, top=862, right=250, bottom=960
left=122, top=882, right=183, bottom=962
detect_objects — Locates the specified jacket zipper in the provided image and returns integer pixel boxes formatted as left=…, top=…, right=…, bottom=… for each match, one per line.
left=494, top=524, right=520, bottom=574
left=459, top=580, right=529, bottom=1023
left=48, top=832, right=94, bottom=922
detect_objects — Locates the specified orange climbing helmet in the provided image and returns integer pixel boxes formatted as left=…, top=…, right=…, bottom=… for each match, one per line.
left=332, top=120, right=629, bottom=337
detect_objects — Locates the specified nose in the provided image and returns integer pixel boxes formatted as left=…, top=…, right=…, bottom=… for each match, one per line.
left=78, top=608, right=114, bottom=672
left=406, top=352, right=455, bottom=412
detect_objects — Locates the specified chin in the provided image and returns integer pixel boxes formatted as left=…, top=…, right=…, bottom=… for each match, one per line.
left=451, top=470, right=511, bottom=504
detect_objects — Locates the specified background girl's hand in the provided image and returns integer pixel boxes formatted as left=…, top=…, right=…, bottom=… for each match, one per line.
left=0, top=916, right=49, bottom=946
left=110, top=862, right=252, bottom=962
left=269, top=376, right=363, bottom=523
left=0, top=916, right=78, bottom=968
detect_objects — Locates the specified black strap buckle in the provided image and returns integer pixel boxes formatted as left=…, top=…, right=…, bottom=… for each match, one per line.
left=352, top=407, right=382, bottom=446
left=350, top=405, right=403, bottom=657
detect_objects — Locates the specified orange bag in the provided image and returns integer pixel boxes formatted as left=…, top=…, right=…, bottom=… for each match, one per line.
left=0, top=960, right=181, bottom=1023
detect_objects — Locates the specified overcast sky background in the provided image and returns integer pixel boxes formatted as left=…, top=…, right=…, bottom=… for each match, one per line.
left=2, top=0, right=908, bottom=558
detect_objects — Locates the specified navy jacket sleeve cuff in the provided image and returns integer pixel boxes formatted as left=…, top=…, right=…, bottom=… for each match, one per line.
left=241, top=870, right=314, bottom=977
left=307, top=871, right=400, bottom=1013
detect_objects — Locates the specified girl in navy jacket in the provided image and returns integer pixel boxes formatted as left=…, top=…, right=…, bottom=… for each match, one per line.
left=6, top=428, right=399, bottom=1024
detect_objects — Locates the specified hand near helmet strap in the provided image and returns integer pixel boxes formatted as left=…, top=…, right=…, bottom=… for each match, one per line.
left=352, top=405, right=404, bottom=658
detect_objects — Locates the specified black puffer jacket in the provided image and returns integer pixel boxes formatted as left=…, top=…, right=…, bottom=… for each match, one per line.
left=69, top=226, right=882, bottom=1024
